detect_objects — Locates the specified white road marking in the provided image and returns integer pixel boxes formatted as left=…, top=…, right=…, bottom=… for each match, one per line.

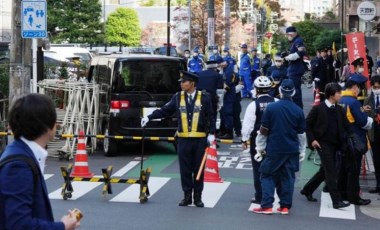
left=319, top=192, right=355, bottom=220
left=112, top=161, right=140, bottom=177
left=248, top=193, right=280, bottom=213
left=189, top=182, right=231, bottom=208
left=44, top=174, right=54, bottom=180
left=110, top=177, right=170, bottom=203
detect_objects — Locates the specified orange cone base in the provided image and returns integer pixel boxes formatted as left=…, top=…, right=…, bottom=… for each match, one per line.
left=204, top=175, right=224, bottom=183
left=71, top=170, right=94, bottom=178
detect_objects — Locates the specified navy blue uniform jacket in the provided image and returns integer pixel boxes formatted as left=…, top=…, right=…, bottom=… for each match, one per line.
left=0, top=140, right=64, bottom=230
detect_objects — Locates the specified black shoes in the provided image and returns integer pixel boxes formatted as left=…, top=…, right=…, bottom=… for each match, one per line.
left=300, top=190, right=318, bottom=202
left=368, top=188, right=380, bottom=194
left=178, top=191, right=192, bottom=206
left=193, top=192, right=204, bottom=207
left=219, top=132, right=233, bottom=139
left=333, top=201, right=350, bottom=209
left=351, top=198, right=371, bottom=206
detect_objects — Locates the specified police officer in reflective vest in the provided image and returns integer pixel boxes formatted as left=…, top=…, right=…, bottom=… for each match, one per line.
left=209, top=45, right=224, bottom=63
left=188, top=47, right=204, bottom=73
left=241, top=76, right=278, bottom=204
left=141, top=71, right=216, bottom=207
left=239, top=44, right=253, bottom=98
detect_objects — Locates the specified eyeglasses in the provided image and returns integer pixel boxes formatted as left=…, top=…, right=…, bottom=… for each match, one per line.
left=275, top=60, right=283, bottom=62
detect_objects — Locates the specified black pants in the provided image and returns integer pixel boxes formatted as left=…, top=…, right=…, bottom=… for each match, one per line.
left=233, top=93, right=242, bottom=134
left=338, top=150, right=362, bottom=202
left=302, top=143, right=341, bottom=204
left=250, top=134, right=262, bottom=202
left=371, top=125, right=380, bottom=188
left=177, top=137, right=207, bottom=193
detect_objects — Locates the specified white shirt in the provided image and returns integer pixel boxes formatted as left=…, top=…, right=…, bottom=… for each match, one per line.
left=21, top=137, right=48, bottom=173
left=187, top=91, right=196, bottom=104
left=324, top=99, right=335, bottom=108
left=241, top=95, right=279, bottom=142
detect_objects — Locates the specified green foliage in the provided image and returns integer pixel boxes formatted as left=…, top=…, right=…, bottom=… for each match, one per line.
left=105, top=8, right=141, bottom=47
left=293, top=20, right=324, bottom=55
left=47, top=0, right=103, bottom=44
left=313, top=29, right=342, bottom=51
left=0, top=64, right=9, bottom=96
left=141, top=0, right=156, bottom=7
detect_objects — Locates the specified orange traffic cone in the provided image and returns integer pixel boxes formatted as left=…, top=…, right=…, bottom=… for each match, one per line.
left=71, top=130, right=94, bottom=178
left=204, top=141, right=223, bottom=183
left=313, top=88, right=321, bottom=106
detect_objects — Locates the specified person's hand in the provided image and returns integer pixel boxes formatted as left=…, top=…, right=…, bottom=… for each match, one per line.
left=314, top=78, right=320, bottom=82
left=299, top=152, right=305, bottom=162
left=363, top=105, right=371, bottom=112
left=241, top=141, right=248, bottom=150
left=61, top=210, right=80, bottom=230
left=207, top=134, right=215, bottom=145
left=311, top=140, right=321, bottom=149
left=141, top=117, right=149, bottom=127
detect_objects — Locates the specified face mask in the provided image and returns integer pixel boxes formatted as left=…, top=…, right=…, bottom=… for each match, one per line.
left=275, top=62, right=282, bottom=67
left=358, top=67, right=364, bottom=73
left=373, top=89, right=380, bottom=95
left=185, top=54, right=190, bottom=58
left=287, top=35, right=293, bottom=41
left=193, top=53, right=198, bottom=57
left=222, top=52, right=228, bottom=58
left=213, top=49, right=218, bottom=54
left=377, top=68, right=380, bottom=75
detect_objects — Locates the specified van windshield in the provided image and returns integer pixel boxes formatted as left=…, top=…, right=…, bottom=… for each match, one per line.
left=116, top=60, right=183, bottom=94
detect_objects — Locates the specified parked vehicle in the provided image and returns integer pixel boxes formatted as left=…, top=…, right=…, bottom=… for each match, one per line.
left=87, top=54, right=187, bottom=156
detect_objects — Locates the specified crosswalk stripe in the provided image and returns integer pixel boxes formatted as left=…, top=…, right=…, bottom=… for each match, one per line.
left=110, top=177, right=170, bottom=203
left=44, top=174, right=54, bottom=180
left=319, top=192, right=355, bottom=220
left=248, top=194, right=280, bottom=213
left=49, top=181, right=102, bottom=200
left=111, top=161, right=140, bottom=177
left=189, top=182, right=231, bottom=208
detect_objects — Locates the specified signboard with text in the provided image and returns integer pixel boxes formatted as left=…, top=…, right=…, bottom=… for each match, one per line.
left=357, top=1, right=377, bottom=21
left=21, top=0, right=47, bottom=38
left=345, top=32, right=369, bottom=87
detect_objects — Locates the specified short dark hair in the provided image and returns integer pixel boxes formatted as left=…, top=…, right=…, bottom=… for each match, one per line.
left=370, top=75, right=380, bottom=86
left=325, top=82, right=342, bottom=99
left=8, top=94, right=57, bottom=140
left=345, top=80, right=358, bottom=89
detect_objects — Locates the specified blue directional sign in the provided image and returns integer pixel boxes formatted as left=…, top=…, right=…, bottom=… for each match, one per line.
left=21, top=0, right=47, bottom=38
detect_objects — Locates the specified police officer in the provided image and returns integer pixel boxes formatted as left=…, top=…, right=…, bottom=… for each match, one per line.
left=209, top=45, right=224, bottom=63
left=196, top=60, right=224, bottom=121
left=312, top=48, right=334, bottom=102
left=239, top=44, right=253, bottom=98
left=284, top=26, right=307, bottom=109
left=219, top=52, right=238, bottom=139
left=251, top=48, right=261, bottom=84
left=262, top=53, right=273, bottom=76
left=188, top=47, right=204, bottom=73
left=350, top=57, right=368, bottom=102
left=339, top=74, right=372, bottom=206
left=141, top=71, right=215, bottom=207
left=253, top=79, right=306, bottom=215
left=183, top=49, right=191, bottom=63
left=241, top=76, right=278, bottom=204
left=267, top=53, right=287, bottom=98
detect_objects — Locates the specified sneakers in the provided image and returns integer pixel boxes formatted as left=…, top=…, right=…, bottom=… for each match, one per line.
left=253, top=207, right=273, bottom=215
left=277, top=207, right=289, bottom=215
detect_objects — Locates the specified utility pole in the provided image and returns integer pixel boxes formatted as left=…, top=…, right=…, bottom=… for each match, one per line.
left=224, top=0, right=230, bottom=48
left=188, top=0, right=191, bottom=50
left=207, top=0, right=215, bottom=51
left=9, top=0, right=32, bottom=105
left=166, top=0, right=171, bottom=56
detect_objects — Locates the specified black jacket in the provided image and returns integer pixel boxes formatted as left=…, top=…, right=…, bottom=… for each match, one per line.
left=306, top=102, right=351, bottom=148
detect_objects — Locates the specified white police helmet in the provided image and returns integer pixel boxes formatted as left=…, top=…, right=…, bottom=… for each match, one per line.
left=254, top=76, right=273, bottom=89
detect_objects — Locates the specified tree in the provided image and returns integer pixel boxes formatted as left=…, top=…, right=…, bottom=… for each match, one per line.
left=313, top=29, right=342, bottom=52
left=47, top=0, right=103, bottom=43
left=105, top=8, right=141, bottom=46
left=141, top=22, right=167, bottom=47
left=293, top=20, right=324, bottom=55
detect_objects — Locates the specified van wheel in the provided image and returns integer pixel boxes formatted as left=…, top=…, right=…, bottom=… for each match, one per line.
left=103, top=128, right=118, bottom=156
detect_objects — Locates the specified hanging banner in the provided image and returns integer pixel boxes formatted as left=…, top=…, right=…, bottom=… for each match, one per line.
left=207, top=17, right=215, bottom=46
left=345, top=32, right=369, bottom=80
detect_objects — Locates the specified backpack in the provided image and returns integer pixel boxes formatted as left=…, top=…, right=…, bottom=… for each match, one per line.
left=0, top=155, right=39, bottom=195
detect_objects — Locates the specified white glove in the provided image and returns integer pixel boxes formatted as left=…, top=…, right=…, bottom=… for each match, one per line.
left=285, top=52, right=300, bottom=61
left=207, top=134, right=215, bottom=145
left=141, top=117, right=149, bottom=127
left=254, top=151, right=266, bottom=162
left=235, top=84, right=244, bottom=93
left=299, top=152, right=305, bottom=162
left=314, top=78, right=320, bottom=82
left=217, top=102, right=222, bottom=112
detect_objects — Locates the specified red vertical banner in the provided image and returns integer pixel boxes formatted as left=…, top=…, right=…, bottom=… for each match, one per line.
left=345, top=32, right=369, bottom=86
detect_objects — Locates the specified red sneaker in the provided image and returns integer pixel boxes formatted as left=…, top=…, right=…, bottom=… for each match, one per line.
left=253, top=207, right=273, bottom=215
left=277, top=207, right=289, bottom=215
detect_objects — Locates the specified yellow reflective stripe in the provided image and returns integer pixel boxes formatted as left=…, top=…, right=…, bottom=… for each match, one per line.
left=114, top=136, right=124, bottom=139
left=191, top=91, right=202, bottom=133
left=62, top=134, right=74, bottom=138
left=168, top=137, right=175, bottom=141
left=132, top=136, right=142, bottom=140
left=357, top=96, right=367, bottom=100
left=177, top=132, right=207, bottom=138
left=89, top=178, right=100, bottom=182
left=96, top=135, right=105, bottom=139
left=180, top=91, right=189, bottom=133
left=150, top=137, right=160, bottom=141
left=346, top=106, right=355, bottom=123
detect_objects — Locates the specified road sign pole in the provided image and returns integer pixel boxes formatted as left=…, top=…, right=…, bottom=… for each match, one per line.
left=32, top=38, right=37, bottom=93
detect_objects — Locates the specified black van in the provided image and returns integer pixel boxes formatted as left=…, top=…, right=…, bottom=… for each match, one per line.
left=88, top=54, right=186, bottom=156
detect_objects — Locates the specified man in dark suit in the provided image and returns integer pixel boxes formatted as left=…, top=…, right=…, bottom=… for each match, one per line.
left=301, top=83, right=351, bottom=209
left=0, top=94, right=79, bottom=229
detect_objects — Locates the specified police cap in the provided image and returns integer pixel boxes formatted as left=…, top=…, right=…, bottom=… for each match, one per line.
left=178, top=70, right=199, bottom=82
left=318, top=47, right=328, bottom=52
left=351, top=57, right=364, bottom=67
left=223, top=47, right=230, bottom=52
left=241, top=44, right=248, bottom=49
left=346, top=73, right=368, bottom=85
left=286, top=26, right=297, bottom=33
left=280, top=79, right=295, bottom=97
left=251, top=48, right=258, bottom=52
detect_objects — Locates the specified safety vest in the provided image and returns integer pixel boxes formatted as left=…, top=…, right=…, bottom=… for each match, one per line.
left=177, top=91, right=207, bottom=138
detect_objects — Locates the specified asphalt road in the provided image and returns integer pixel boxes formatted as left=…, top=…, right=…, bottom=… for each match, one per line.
left=44, top=85, right=380, bottom=230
